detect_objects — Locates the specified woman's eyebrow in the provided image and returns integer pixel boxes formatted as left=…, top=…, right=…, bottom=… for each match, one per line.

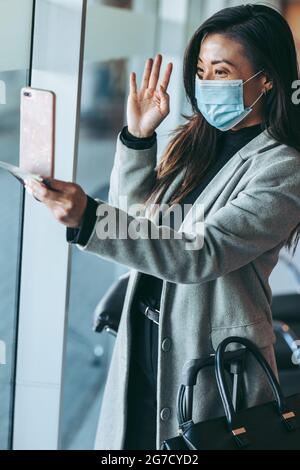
left=198, top=58, right=236, bottom=67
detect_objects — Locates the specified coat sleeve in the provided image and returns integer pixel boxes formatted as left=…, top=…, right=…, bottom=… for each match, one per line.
left=75, top=156, right=300, bottom=285
left=108, top=130, right=158, bottom=214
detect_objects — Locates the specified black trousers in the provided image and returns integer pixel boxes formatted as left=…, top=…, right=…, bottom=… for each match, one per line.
left=123, top=299, right=159, bottom=450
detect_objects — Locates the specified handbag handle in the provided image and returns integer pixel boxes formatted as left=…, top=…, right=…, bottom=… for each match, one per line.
left=177, top=349, right=246, bottom=427
left=215, top=336, right=288, bottom=434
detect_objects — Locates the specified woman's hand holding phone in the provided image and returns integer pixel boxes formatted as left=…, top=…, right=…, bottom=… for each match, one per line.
left=127, top=54, right=173, bottom=138
left=24, top=177, right=88, bottom=229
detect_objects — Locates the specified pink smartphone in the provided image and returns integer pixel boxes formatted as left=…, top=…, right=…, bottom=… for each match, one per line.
left=19, top=87, right=55, bottom=180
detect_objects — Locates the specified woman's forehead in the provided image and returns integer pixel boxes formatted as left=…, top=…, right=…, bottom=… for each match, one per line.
left=198, top=34, right=246, bottom=67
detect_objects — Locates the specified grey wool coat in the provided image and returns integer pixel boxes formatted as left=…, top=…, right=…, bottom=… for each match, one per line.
left=75, top=127, right=300, bottom=450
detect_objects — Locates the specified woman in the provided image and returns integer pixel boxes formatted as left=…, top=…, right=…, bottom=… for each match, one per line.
left=25, top=4, right=300, bottom=450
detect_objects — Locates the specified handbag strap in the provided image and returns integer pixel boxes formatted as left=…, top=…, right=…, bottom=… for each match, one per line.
left=215, top=336, right=297, bottom=445
left=177, top=349, right=246, bottom=427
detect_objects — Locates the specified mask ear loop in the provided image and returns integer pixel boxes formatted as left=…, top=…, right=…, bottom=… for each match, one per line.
left=242, top=69, right=265, bottom=86
left=242, top=69, right=267, bottom=108
left=249, top=90, right=266, bottom=108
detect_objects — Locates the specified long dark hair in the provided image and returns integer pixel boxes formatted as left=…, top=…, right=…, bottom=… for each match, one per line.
left=143, top=3, right=300, bottom=255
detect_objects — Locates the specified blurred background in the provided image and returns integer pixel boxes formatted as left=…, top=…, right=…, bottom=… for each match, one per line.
left=0, top=0, right=300, bottom=450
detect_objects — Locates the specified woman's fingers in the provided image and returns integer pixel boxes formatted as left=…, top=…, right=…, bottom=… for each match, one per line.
left=25, top=179, right=65, bottom=205
left=24, top=184, right=41, bottom=202
left=160, top=62, right=173, bottom=92
left=130, top=72, right=137, bottom=95
left=141, top=57, right=153, bottom=91
left=148, top=54, right=162, bottom=90
left=135, top=54, right=172, bottom=94
left=41, top=176, right=73, bottom=194
left=24, top=178, right=88, bottom=228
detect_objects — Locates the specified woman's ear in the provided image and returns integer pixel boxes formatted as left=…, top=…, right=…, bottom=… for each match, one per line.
left=262, top=73, right=273, bottom=93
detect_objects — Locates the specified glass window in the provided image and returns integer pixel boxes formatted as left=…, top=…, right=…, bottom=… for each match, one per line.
left=0, top=0, right=34, bottom=450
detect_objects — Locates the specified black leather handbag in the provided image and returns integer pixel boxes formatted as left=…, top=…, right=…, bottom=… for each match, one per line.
left=161, top=336, right=300, bottom=450
left=93, top=271, right=130, bottom=336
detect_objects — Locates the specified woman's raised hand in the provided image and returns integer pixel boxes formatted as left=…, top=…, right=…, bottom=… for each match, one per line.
left=127, top=54, right=173, bottom=138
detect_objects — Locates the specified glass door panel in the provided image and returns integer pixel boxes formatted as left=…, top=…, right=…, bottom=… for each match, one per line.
left=0, top=0, right=34, bottom=450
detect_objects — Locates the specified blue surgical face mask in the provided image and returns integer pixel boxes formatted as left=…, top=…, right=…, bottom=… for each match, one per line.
left=195, top=70, right=265, bottom=131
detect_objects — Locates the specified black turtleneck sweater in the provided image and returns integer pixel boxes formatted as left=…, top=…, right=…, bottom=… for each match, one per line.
left=66, top=122, right=265, bottom=310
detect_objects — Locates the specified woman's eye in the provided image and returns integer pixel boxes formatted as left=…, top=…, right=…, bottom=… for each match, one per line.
left=215, top=69, right=227, bottom=76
